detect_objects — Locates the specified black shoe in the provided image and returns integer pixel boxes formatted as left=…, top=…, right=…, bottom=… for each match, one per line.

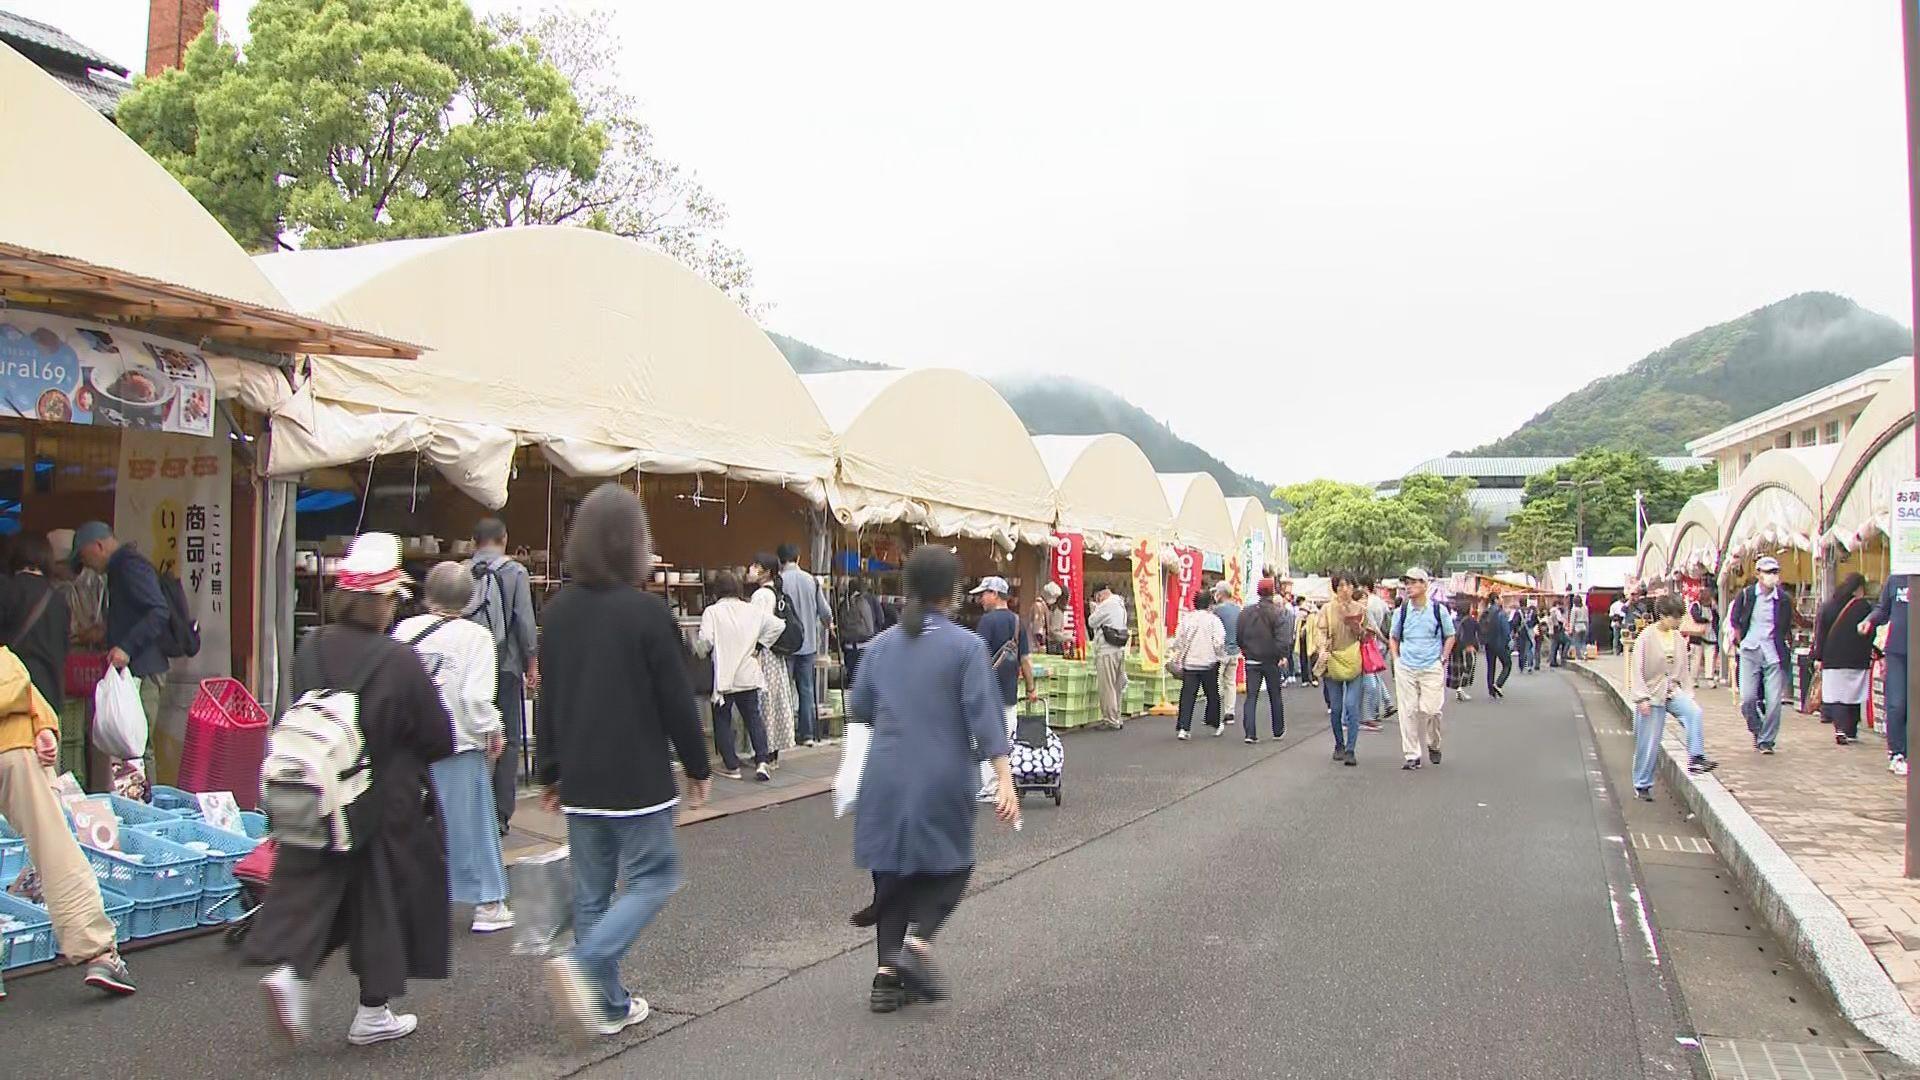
left=1333, top=747, right=1346, bottom=762
left=1760, top=745, right=1776, bottom=755
left=1428, top=747, right=1441, bottom=765
left=1244, top=737, right=1257, bottom=744
left=1343, top=750, right=1358, bottom=767
left=895, top=943, right=948, bottom=1002
left=1688, top=756, right=1719, bottom=774
left=1636, top=787, right=1654, bottom=802
left=870, top=972, right=907, bottom=1013
left=1402, top=758, right=1421, bottom=771
left=850, top=903, right=878, bottom=928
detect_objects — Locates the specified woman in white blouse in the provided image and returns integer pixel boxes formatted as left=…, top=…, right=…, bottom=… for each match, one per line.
left=697, top=570, right=788, bottom=781
left=1169, top=589, right=1229, bottom=741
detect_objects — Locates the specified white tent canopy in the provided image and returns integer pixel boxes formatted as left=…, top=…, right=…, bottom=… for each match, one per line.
left=1157, top=473, right=1236, bottom=556
left=1669, top=490, right=1730, bottom=577
left=1721, top=444, right=1840, bottom=559
left=1268, top=512, right=1291, bottom=577
left=1823, top=368, right=1916, bottom=552
left=803, top=370, right=1055, bottom=548
left=1033, top=434, right=1173, bottom=557
left=255, top=228, right=835, bottom=507
left=1635, top=523, right=1674, bottom=584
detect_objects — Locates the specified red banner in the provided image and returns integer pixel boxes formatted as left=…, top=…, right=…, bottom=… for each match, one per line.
left=1050, top=532, right=1086, bottom=653
left=1167, top=545, right=1202, bottom=636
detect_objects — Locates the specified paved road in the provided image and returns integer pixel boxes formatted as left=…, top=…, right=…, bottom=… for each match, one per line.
left=9, top=668, right=1694, bottom=1079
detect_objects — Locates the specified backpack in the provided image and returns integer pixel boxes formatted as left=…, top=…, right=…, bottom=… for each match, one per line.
left=467, top=560, right=511, bottom=659
left=839, top=590, right=877, bottom=645
left=1393, top=601, right=1447, bottom=642
left=156, top=570, right=200, bottom=659
left=259, top=635, right=383, bottom=853
left=768, top=583, right=804, bottom=655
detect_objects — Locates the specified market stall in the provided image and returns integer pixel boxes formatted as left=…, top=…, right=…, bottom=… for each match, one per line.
left=1633, top=523, right=1675, bottom=593
left=1033, top=432, right=1173, bottom=621
left=0, top=42, right=415, bottom=787
left=1821, top=367, right=1914, bottom=585
left=1720, top=444, right=1838, bottom=599
left=1669, top=490, right=1730, bottom=584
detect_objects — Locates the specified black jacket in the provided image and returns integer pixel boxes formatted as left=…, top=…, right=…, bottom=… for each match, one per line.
left=2, top=572, right=69, bottom=710
left=1729, top=584, right=1794, bottom=664
left=1814, top=592, right=1875, bottom=670
left=537, top=582, right=710, bottom=812
left=104, top=545, right=170, bottom=678
left=1237, top=601, right=1294, bottom=665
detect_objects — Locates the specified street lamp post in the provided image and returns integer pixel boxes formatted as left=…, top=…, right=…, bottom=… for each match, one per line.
left=1901, top=0, right=1920, bottom=877
left=1556, top=479, right=1605, bottom=550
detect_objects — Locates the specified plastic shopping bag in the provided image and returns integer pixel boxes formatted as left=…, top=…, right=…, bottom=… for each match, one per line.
left=509, top=846, right=573, bottom=956
left=832, top=721, right=872, bottom=819
left=92, top=667, right=149, bottom=760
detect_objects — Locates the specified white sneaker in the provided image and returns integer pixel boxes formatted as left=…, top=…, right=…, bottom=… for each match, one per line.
left=597, top=997, right=650, bottom=1036
left=260, top=965, right=311, bottom=1043
left=1896, top=756, right=1910, bottom=778
left=347, top=1005, right=419, bottom=1046
left=1176, top=730, right=1190, bottom=741
left=472, top=902, right=515, bottom=933
left=547, top=954, right=599, bottom=1035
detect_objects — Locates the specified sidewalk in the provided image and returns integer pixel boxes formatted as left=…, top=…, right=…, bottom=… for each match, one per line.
left=1574, top=658, right=1920, bottom=1061
left=501, top=740, right=842, bottom=861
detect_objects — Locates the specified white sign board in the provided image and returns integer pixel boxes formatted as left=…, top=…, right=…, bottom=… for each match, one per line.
left=1893, top=480, right=1920, bottom=576
left=1570, top=546, right=1590, bottom=595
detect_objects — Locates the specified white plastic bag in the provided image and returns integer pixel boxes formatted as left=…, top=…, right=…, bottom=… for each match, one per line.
left=509, top=846, right=573, bottom=956
left=92, top=667, right=149, bottom=760
left=832, top=721, right=872, bottom=818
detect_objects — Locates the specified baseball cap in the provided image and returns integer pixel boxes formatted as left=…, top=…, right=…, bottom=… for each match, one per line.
left=970, top=575, right=1011, bottom=597
left=1756, top=556, right=1782, bottom=573
left=1404, top=566, right=1431, bottom=582
left=68, top=520, right=112, bottom=569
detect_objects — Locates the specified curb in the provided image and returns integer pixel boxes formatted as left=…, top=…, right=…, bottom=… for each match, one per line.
left=1572, top=663, right=1920, bottom=1065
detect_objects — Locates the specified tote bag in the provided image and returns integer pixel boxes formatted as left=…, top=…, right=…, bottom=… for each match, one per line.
left=1325, top=643, right=1363, bottom=682
left=832, top=721, right=872, bottom=818
left=1360, top=637, right=1387, bottom=676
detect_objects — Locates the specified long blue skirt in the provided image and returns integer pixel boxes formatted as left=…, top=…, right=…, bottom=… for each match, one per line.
left=432, top=750, right=508, bottom=905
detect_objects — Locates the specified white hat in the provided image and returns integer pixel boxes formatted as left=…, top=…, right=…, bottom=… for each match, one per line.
left=969, top=575, right=1011, bottom=596
left=336, top=532, right=413, bottom=596
left=1404, top=567, right=1431, bottom=582
left=1040, top=581, right=1063, bottom=602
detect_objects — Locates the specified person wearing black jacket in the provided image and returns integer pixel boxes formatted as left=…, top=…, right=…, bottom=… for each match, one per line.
left=1479, top=595, right=1513, bottom=700
left=1451, top=599, right=1480, bottom=702
left=1862, top=574, right=1911, bottom=775
left=1814, top=573, right=1875, bottom=745
left=3, top=533, right=71, bottom=715
left=537, top=485, right=711, bottom=1038
left=1237, top=579, right=1293, bottom=742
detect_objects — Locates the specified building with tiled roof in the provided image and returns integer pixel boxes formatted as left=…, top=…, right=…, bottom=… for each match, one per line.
left=0, top=8, right=132, bottom=117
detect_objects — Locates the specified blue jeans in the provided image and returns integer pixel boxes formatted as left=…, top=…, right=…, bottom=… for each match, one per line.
left=1738, top=650, right=1785, bottom=748
left=788, top=652, right=818, bottom=743
left=1633, top=693, right=1705, bottom=790
left=1888, top=652, right=1909, bottom=758
left=431, top=750, right=508, bottom=905
left=1325, top=678, right=1363, bottom=752
left=566, top=810, right=682, bottom=1021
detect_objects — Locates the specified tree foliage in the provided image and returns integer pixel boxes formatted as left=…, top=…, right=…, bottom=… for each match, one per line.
left=1287, top=497, right=1449, bottom=581
left=1500, top=507, right=1577, bottom=580
left=1391, top=473, right=1477, bottom=567
left=1517, top=449, right=1716, bottom=555
left=486, top=7, right=761, bottom=309
left=119, top=0, right=603, bottom=252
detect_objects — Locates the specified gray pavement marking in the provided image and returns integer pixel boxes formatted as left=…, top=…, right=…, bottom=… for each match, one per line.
left=1636, top=832, right=1718, bottom=855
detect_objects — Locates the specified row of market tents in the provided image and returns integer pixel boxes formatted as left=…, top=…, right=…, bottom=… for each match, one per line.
left=0, top=41, right=1285, bottom=575
left=1633, top=365, right=1914, bottom=594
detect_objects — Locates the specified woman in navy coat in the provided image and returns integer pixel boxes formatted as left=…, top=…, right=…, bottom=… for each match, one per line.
left=851, top=546, right=1019, bottom=1012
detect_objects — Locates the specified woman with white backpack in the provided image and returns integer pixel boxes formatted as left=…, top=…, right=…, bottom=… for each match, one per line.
left=251, top=532, right=456, bottom=1049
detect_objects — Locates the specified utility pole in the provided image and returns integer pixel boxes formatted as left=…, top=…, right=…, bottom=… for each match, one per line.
left=1901, top=0, right=1920, bottom=877
left=1556, top=478, right=1605, bottom=550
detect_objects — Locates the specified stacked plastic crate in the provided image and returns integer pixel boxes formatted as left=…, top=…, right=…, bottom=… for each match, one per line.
left=1041, top=658, right=1098, bottom=728
left=1124, top=654, right=1174, bottom=715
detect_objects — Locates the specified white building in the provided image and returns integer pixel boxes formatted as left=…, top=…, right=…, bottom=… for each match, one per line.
left=1684, top=358, right=1907, bottom=490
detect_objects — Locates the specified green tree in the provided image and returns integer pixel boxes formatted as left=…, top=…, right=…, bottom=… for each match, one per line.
left=117, top=0, right=604, bottom=251
left=1273, top=480, right=1372, bottom=519
left=1501, top=506, right=1577, bottom=580
left=1288, top=497, right=1448, bottom=581
left=1389, top=473, right=1476, bottom=567
left=1517, top=450, right=1716, bottom=555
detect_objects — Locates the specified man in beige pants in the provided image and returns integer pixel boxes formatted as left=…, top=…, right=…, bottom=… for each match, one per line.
left=0, top=646, right=135, bottom=995
left=1388, top=568, right=1456, bottom=772
left=1086, top=584, right=1130, bottom=730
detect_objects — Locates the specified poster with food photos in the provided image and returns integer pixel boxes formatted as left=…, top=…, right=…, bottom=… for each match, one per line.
left=0, top=309, right=216, bottom=436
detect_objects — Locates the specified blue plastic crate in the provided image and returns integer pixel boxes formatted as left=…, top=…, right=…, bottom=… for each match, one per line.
left=197, top=886, right=242, bottom=925
left=128, top=894, right=200, bottom=939
left=81, top=829, right=205, bottom=902
left=149, top=786, right=206, bottom=820
left=99, top=887, right=134, bottom=945
left=142, top=819, right=257, bottom=892
left=106, top=794, right=189, bottom=833
left=0, top=838, right=21, bottom=890
left=0, top=892, right=55, bottom=969
left=237, top=811, right=268, bottom=840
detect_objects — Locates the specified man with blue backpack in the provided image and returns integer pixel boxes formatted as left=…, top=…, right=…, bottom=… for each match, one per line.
left=1390, top=568, right=1456, bottom=771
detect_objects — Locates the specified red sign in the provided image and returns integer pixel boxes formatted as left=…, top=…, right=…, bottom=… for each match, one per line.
left=1050, top=532, right=1086, bottom=653
left=1167, top=546, right=1202, bottom=636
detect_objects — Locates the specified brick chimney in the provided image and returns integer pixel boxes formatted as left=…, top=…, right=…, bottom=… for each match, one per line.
left=146, top=0, right=218, bottom=77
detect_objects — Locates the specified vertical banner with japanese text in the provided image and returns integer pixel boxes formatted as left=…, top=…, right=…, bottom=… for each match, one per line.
left=1166, top=546, right=1201, bottom=636
left=114, top=427, right=232, bottom=784
left=1224, top=549, right=1244, bottom=604
left=1241, top=530, right=1266, bottom=602
left=1050, top=532, right=1086, bottom=654
left=1130, top=537, right=1164, bottom=671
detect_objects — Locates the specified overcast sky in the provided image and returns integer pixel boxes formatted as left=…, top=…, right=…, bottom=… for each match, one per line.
left=28, top=1, right=1917, bottom=485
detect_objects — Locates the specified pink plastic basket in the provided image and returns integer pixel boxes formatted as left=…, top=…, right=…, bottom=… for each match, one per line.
left=176, top=678, right=271, bottom=810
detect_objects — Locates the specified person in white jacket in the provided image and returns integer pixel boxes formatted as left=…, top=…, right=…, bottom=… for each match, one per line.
left=395, top=562, right=511, bottom=934
left=1169, top=590, right=1229, bottom=740
left=697, top=570, right=788, bottom=782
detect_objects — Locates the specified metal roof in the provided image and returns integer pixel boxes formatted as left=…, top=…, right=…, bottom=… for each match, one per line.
left=0, top=10, right=128, bottom=76
left=1402, top=455, right=1709, bottom=480
left=1467, top=487, right=1528, bottom=527
left=40, top=64, right=129, bottom=116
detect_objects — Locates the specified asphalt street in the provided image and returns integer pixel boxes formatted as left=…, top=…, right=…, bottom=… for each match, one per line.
left=10, top=667, right=1698, bottom=1079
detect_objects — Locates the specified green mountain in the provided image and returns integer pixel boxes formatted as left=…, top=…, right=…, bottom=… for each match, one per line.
left=1468, top=292, right=1912, bottom=457
left=765, top=332, right=1272, bottom=500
